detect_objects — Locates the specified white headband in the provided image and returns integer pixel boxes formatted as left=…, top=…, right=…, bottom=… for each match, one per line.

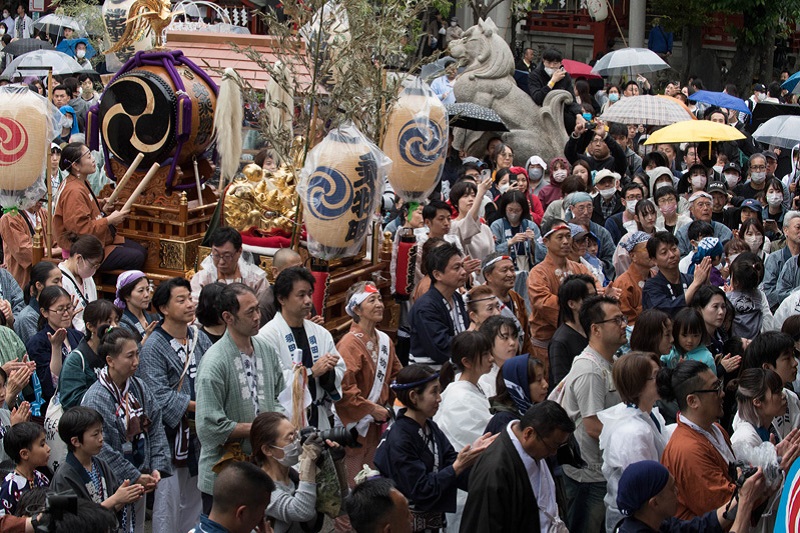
left=346, top=285, right=379, bottom=318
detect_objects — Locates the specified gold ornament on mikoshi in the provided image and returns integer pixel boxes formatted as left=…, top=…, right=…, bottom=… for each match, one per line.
left=382, top=78, right=448, bottom=202
left=298, top=122, right=392, bottom=260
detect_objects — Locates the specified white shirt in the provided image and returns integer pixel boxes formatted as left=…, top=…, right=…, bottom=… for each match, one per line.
left=507, top=421, right=557, bottom=532
left=430, top=75, right=456, bottom=105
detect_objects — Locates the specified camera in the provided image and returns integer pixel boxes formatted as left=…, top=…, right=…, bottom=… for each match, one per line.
left=728, top=460, right=758, bottom=488
left=300, top=426, right=360, bottom=448
left=585, top=122, right=596, bottom=131
left=32, top=492, right=79, bottom=533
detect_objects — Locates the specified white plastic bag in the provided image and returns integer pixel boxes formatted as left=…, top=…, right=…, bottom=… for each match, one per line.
left=298, top=121, right=391, bottom=260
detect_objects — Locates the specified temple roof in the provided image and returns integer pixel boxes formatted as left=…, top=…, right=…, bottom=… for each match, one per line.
left=164, top=30, right=316, bottom=91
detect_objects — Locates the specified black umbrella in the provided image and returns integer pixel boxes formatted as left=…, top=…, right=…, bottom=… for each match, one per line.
left=746, top=102, right=800, bottom=134
left=446, top=102, right=509, bottom=132
left=3, top=38, right=54, bottom=57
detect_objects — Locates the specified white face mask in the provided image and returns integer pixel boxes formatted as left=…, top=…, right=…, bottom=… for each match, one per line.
left=529, top=167, right=544, bottom=181
left=712, top=165, right=723, bottom=174
left=76, top=49, right=86, bottom=59
left=750, top=171, right=766, bottom=184
left=691, top=175, right=707, bottom=190
left=655, top=180, right=671, bottom=190
left=60, top=116, right=73, bottom=130
left=273, top=438, right=301, bottom=467
left=0, top=28, right=5, bottom=36
left=2, top=12, right=7, bottom=18
left=552, top=169, right=568, bottom=183
left=450, top=21, right=457, bottom=26
left=767, top=192, right=783, bottom=207
left=498, top=183, right=510, bottom=194
left=598, top=187, right=616, bottom=200
left=507, top=212, right=521, bottom=225
left=544, top=67, right=555, bottom=76
left=744, top=234, right=762, bottom=252
left=626, top=199, right=638, bottom=214
left=724, top=173, right=739, bottom=188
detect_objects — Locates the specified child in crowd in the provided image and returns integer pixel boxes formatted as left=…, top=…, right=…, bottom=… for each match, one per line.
left=679, top=221, right=714, bottom=274
left=51, top=406, right=144, bottom=511
left=688, top=237, right=725, bottom=287
left=0, top=368, right=32, bottom=464
left=661, top=307, right=716, bottom=374
left=726, top=252, right=776, bottom=338
left=0, top=422, right=50, bottom=516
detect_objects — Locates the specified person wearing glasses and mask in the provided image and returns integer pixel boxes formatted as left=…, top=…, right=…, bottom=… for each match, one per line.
left=53, top=142, right=146, bottom=272
left=189, top=227, right=270, bottom=305
left=557, top=295, right=626, bottom=533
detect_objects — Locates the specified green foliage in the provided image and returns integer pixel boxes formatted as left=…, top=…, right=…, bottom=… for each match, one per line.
left=49, top=0, right=106, bottom=66
left=222, top=0, right=435, bottom=165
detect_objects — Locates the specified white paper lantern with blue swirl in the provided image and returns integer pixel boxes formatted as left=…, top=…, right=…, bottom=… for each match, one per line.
left=383, top=78, right=449, bottom=202
left=298, top=122, right=392, bottom=260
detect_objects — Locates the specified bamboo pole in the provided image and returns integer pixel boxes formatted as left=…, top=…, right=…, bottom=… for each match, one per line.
left=105, top=153, right=145, bottom=205
left=122, top=163, right=160, bottom=213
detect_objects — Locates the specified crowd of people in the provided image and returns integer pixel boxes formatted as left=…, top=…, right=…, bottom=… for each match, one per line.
left=0, top=5, right=798, bottom=531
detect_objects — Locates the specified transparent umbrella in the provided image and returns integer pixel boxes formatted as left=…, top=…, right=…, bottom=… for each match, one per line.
left=2, top=50, right=86, bottom=79
left=591, top=48, right=669, bottom=77
left=752, top=116, right=800, bottom=150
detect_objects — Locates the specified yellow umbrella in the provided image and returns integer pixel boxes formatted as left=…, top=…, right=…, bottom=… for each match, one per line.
left=644, top=120, right=745, bottom=157
left=644, top=120, right=744, bottom=144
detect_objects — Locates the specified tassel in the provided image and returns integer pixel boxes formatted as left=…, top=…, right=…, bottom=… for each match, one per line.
left=212, top=68, right=244, bottom=187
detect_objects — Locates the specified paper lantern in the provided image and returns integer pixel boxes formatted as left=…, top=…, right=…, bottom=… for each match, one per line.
left=0, top=86, right=58, bottom=210
left=383, top=78, right=448, bottom=202
left=298, top=122, right=391, bottom=260
left=393, top=230, right=417, bottom=300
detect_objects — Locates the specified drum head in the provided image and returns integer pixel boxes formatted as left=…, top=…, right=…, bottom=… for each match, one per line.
left=99, top=70, right=177, bottom=168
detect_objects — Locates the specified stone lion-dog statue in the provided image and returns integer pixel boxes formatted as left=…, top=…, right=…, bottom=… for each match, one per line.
left=449, top=17, right=572, bottom=165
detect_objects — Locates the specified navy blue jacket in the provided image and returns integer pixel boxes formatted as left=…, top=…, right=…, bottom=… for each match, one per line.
left=409, top=286, right=469, bottom=365
left=25, top=324, right=84, bottom=402
left=374, top=409, right=466, bottom=514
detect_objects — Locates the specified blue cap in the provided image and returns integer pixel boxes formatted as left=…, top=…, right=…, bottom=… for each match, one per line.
left=741, top=198, right=761, bottom=212
left=617, top=461, right=671, bottom=516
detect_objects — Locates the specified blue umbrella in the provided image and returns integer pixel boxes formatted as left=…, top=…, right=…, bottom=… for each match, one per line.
left=782, top=71, right=800, bottom=94
left=687, top=90, right=751, bottom=115
left=55, top=38, right=96, bottom=61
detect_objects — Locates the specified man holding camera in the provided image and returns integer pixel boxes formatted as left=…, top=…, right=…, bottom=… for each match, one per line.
left=615, top=460, right=765, bottom=533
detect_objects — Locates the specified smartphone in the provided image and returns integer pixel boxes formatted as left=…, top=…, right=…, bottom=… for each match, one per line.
left=481, top=169, right=491, bottom=180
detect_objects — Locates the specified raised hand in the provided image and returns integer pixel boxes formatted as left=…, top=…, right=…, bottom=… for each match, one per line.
left=10, top=402, right=30, bottom=425
left=47, top=328, right=67, bottom=347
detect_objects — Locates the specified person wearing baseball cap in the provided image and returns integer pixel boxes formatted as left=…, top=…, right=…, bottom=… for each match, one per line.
left=706, top=181, right=729, bottom=226
left=761, top=150, right=778, bottom=178
left=739, top=198, right=763, bottom=226
left=614, top=460, right=764, bottom=532
left=527, top=220, right=591, bottom=372
left=675, top=191, right=733, bottom=256
left=720, top=162, right=742, bottom=192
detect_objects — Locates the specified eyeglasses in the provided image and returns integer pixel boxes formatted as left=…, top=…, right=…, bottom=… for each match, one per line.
left=211, top=251, right=238, bottom=262
left=540, top=435, right=569, bottom=453
left=595, top=315, right=628, bottom=327
left=694, top=201, right=712, bottom=209
left=48, top=305, right=74, bottom=315
left=690, top=379, right=724, bottom=395
left=750, top=165, right=767, bottom=171
left=571, top=204, right=592, bottom=214
left=81, top=257, right=102, bottom=269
